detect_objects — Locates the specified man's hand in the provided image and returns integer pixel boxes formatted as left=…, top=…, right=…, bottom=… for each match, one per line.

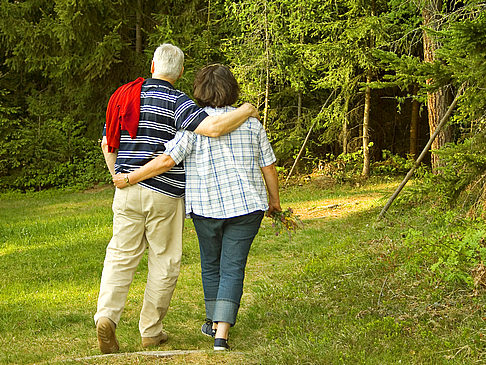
left=113, top=173, right=129, bottom=189
left=242, top=102, right=260, bottom=120
left=194, top=103, right=260, bottom=137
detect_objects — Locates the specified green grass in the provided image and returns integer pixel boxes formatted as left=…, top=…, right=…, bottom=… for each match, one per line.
left=0, top=179, right=485, bottom=364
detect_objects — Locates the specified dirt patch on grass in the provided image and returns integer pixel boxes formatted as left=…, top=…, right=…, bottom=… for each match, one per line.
left=66, top=350, right=247, bottom=364
left=292, top=193, right=385, bottom=220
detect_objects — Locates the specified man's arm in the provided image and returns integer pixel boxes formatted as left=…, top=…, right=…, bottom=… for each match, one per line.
left=113, top=153, right=176, bottom=188
left=101, top=136, right=117, bottom=177
left=194, top=103, right=259, bottom=137
left=261, top=163, right=282, bottom=216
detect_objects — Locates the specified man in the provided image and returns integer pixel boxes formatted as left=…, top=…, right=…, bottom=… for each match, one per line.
left=95, top=44, right=258, bottom=354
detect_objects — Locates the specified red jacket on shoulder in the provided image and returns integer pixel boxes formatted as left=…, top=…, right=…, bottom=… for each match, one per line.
left=105, top=77, right=145, bottom=153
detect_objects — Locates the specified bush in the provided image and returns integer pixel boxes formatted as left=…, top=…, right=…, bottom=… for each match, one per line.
left=0, top=114, right=109, bottom=192
left=318, top=149, right=412, bottom=182
left=403, top=131, right=486, bottom=214
left=403, top=212, right=486, bottom=288
left=372, top=150, right=414, bottom=175
left=318, top=150, right=364, bottom=182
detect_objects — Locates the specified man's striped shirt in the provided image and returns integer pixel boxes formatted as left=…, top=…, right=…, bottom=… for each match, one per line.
left=108, top=78, right=208, bottom=198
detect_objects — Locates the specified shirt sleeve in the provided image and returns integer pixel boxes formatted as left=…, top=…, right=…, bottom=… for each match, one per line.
left=174, top=93, right=209, bottom=131
left=164, top=130, right=196, bottom=165
left=257, top=122, right=276, bottom=168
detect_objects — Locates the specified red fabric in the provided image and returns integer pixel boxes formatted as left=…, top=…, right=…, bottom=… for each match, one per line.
left=105, top=77, right=145, bottom=152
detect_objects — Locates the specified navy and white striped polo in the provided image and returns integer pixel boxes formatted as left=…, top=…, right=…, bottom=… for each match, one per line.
left=110, top=78, right=208, bottom=198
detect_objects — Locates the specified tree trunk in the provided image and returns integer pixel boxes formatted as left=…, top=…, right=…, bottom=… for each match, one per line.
left=362, top=0, right=375, bottom=177
left=422, top=1, right=451, bottom=173
left=362, top=69, right=372, bottom=177
left=135, top=0, right=142, bottom=53
left=262, top=0, right=270, bottom=129
left=392, top=106, right=398, bottom=154
left=297, top=91, right=302, bottom=129
left=343, top=96, right=349, bottom=154
left=410, top=84, right=420, bottom=157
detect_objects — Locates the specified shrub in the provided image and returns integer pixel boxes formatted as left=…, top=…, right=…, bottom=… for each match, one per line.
left=403, top=212, right=486, bottom=288
left=372, top=150, right=414, bottom=175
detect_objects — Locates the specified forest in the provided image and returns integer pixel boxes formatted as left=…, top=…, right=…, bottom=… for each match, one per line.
left=0, top=0, right=484, bottom=194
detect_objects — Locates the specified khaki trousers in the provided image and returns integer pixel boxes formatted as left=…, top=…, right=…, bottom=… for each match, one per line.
left=94, top=184, right=184, bottom=338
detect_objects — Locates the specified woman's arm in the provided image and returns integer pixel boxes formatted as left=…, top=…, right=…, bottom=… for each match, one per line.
left=113, top=153, right=175, bottom=188
left=113, top=130, right=194, bottom=189
left=261, top=163, right=282, bottom=216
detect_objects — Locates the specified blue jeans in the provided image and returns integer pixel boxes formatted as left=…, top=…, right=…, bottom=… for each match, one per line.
left=192, top=211, right=264, bottom=326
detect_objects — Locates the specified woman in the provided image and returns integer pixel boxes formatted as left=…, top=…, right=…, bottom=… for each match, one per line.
left=113, top=64, right=281, bottom=350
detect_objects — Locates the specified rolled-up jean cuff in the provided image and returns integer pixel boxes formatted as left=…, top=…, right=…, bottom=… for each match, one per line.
left=205, top=299, right=216, bottom=320
left=212, top=299, right=240, bottom=326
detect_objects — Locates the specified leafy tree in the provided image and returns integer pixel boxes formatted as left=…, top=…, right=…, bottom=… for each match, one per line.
left=0, top=0, right=484, bottom=191
left=0, top=0, right=158, bottom=190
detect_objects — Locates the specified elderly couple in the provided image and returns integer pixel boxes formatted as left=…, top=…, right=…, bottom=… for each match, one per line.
left=94, top=43, right=281, bottom=354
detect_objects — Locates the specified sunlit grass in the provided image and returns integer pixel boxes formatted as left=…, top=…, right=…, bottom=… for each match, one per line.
left=1, top=179, right=485, bottom=364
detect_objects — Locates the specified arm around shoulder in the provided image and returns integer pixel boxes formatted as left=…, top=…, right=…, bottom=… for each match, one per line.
left=194, top=103, right=260, bottom=137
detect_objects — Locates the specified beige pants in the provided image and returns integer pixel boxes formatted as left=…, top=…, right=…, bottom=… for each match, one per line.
left=94, top=184, right=185, bottom=338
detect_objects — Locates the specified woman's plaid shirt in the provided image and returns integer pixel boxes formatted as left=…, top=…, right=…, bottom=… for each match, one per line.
left=164, top=106, right=276, bottom=219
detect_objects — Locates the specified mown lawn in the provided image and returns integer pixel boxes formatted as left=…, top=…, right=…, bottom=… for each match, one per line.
left=0, top=177, right=485, bottom=364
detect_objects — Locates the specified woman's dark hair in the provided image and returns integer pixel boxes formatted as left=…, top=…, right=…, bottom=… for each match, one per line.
left=193, top=64, right=240, bottom=108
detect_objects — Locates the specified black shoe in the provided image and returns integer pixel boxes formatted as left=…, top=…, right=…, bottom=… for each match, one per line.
left=201, top=318, right=216, bottom=337
left=214, top=338, right=230, bottom=351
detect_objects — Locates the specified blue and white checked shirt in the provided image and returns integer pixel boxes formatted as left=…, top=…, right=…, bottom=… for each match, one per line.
left=164, top=106, right=276, bottom=219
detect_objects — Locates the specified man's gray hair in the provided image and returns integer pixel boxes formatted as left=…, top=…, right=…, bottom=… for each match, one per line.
left=152, top=44, right=184, bottom=80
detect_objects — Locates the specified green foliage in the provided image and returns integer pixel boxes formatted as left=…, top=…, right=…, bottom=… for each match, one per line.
left=397, top=131, right=486, bottom=289
left=437, top=9, right=486, bottom=128
left=318, top=144, right=413, bottom=181
left=0, top=0, right=485, bottom=191
left=434, top=137, right=486, bottom=206
left=403, top=131, right=486, bottom=212
left=403, top=214, right=486, bottom=287
left=319, top=150, right=364, bottom=182
left=372, top=150, right=414, bottom=175
left=0, top=91, right=110, bottom=191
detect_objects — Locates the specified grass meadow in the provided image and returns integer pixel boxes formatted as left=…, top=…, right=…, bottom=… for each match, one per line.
left=0, top=177, right=485, bottom=364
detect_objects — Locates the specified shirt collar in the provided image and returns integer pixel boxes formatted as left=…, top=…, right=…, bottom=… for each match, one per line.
left=144, top=78, right=175, bottom=89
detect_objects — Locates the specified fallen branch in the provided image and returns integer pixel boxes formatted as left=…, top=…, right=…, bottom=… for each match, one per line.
left=377, top=84, right=466, bottom=220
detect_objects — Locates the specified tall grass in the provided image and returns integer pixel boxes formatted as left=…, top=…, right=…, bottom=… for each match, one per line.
left=0, top=180, right=485, bottom=364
